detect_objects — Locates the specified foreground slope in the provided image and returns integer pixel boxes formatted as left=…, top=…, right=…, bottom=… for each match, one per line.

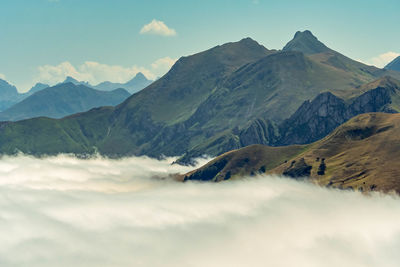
left=184, top=113, right=400, bottom=193
left=0, top=83, right=130, bottom=121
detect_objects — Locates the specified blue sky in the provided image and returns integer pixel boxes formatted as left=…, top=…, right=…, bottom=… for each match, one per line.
left=1, top=0, right=399, bottom=91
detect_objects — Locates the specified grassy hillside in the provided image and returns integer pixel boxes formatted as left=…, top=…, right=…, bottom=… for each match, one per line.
left=183, top=113, right=400, bottom=193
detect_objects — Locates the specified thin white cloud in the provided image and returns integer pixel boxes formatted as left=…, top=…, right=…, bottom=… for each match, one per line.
left=1, top=154, right=400, bottom=266
left=0, top=73, right=5, bottom=80
left=34, top=57, right=177, bottom=87
left=140, top=19, right=177, bottom=36
left=151, top=56, right=177, bottom=74
left=365, top=51, right=400, bottom=68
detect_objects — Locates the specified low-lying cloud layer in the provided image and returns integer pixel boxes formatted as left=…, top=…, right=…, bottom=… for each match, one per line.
left=0, top=155, right=400, bottom=267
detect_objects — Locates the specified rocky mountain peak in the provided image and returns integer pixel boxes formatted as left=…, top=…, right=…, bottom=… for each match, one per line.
left=283, top=30, right=331, bottom=54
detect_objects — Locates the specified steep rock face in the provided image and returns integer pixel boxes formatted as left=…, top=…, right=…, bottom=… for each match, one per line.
left=349, top=86, right=397, bottom=114
left=278, top=92, right=347, bottom=145
left=277, top=83, right=399, bottom=145
left=233, top=77, right=400, bottom=148
left=239, top=118, right=279, bottom=147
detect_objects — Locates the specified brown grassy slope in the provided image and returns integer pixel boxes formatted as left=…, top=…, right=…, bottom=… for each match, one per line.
left=183, top=113, right=400, bottom=193
left=181, top=144, right=308, bottom=182
left=275, top=112, right=400, bottom=193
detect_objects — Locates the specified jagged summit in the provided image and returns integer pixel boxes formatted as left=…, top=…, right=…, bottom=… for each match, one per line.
left=133, top=72, right=146, bottom=80
left=63, top=76, right=79, bottom=83
left=27, top=83, right=49, bottom=95
left=0, top=79, right=18, bottom=96
left=61, top=76, right=91, bottom=87
left=125, top=72, right=149, bottom=86
left=283, top=30, right=331, bottom=54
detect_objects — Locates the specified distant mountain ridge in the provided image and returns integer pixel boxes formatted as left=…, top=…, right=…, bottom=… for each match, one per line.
left=0, top=79, right=49, bottom=111
left=26, top=83, right=49, bottom=95
left=0, top=83, right=130, bottom=121
left=60, top=73, right=153, bottom=94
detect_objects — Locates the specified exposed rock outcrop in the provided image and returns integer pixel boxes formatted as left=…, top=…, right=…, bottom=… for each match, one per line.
left=275, top=78, right=400, bottom=145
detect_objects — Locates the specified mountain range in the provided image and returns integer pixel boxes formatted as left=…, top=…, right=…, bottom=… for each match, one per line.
left=0, top=72, right=151, bottom=119
left=0, top=83, right=130, bottom=121
left=60, top=72, right=153, bottom=94
left=0, top=80, right=49, bottom=111
left=0, top=30, right=399, bottom=163
left=93, top=72, right=153, bottom=93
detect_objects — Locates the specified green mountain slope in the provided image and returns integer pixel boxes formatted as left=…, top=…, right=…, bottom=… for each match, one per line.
left=0, top=83, right=130, bottom=121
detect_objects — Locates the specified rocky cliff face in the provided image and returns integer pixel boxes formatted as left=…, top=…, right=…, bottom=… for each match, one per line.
left=349, top=86, right=397, bottom=114
left=278, top=92, right=348, bottom=145
left=239, top=118, right=279, bottom=147
left=234, top=78, right=400, bottom=148
left=276, top=84, right=399, bottom=145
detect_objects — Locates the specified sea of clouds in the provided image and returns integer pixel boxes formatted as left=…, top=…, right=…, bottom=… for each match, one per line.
left=0, top=154, right=400, bottom=267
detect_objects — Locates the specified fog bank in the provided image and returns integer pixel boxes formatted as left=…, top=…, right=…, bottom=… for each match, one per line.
left=0, top=155, right=400, bottom=267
